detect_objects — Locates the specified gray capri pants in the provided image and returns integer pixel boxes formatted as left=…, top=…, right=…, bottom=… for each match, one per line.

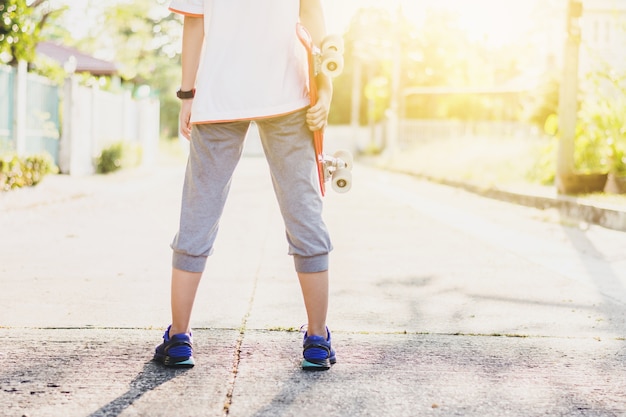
left=171, top=108, right=332, bottom=274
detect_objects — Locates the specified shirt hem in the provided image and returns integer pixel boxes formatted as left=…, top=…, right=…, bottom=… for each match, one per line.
left=190, top=105, right=309, bottom=125
left=168, top=7, right=203, bottom=17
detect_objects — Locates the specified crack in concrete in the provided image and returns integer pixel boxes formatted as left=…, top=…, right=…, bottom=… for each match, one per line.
left=222, top=211, right=270, bottom=416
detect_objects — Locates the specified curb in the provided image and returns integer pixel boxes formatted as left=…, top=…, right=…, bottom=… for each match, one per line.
left=391, top=168, right=626, bottom=232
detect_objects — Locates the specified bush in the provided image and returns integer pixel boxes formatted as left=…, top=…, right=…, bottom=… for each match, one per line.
left=96, top=141, right=142, bottom=174
left=0, top=153, right=58, bottom=191
left=527, top=137, right=557, bottom=185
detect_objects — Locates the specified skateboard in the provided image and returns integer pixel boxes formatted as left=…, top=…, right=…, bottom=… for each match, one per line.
left=296, top=23, right=353, bottom=196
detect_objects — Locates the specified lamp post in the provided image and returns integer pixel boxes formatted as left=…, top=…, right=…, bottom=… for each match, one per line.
left=385, top=3, right=403, bottom=160
left=59, top=56, right=78, bottom=174
left=556, top=0, right=582, bottom=193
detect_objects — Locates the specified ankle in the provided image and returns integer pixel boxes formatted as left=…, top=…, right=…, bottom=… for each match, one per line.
left=307, top=325, right=328, bottom=339
left=169, top=325, right=191, bottom=337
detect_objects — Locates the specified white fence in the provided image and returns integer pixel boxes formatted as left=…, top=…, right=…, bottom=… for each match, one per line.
left=1, top=62, right=160, bottom=176
left=0, top=62, right=60, bottom=159
left=59, top=76, right=160, bottom=175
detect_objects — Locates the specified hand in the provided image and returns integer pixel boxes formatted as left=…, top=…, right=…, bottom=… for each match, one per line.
left=306, top=88, right=331, bottom=132
left=179, top=99, right=193, bottom=140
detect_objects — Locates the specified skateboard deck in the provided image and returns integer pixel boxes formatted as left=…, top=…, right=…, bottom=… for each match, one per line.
left=296, top=23, right=352, bottom=196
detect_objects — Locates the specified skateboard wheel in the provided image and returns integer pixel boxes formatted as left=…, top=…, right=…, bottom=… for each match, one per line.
left=322, top=34, right=345, bottom=55
left=321, top=52, right=344, bottom=78
left=331, top=168, right=352, bottom=193
left=333, top=149, right=353, bottom=171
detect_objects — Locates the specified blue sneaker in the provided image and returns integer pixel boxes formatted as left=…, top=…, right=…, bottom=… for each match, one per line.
left=153, top=325, right=195, bottom=368
left=302, top=327, right=336, bottom=371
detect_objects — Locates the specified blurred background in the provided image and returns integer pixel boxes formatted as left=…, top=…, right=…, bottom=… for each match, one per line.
left=1, top=0, right=625, bottom=196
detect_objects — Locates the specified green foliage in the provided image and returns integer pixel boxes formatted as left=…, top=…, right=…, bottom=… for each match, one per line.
left=6, top=0, right=183, bottom=138
left=96, top=0, right=179, bottom=84
left=529, top=114, right=610, bottom=184
left=96, top=0, right=182, bottom=137
left=96, top=141, right=143, bottom=174
left=609, top=143, right=626, bottom=176
left=527, top=137, right=557, bottom=185
left=543, top=114, right=559, bottom=136
left=532, top=66, right=626, bottom=182
left=579, top=99, right=626, bottom=175
left=364, top=76, right=390, bottom=123
left=529, top=77, right=561, bottom=128
left=32, top=4, right=71, bottom=45
left=334, top=7, right=528, bottom=124
left=328, top=70, right=351, bottom=125
left=573, top=124, right=608, bottom=174
left=30, top=54, right=66, bottom=84
left=570, top=69, right=626, bottom=176
left=0, top=0, right=37, bottom=64
left=0, top=152, right=58, bottom=191
left=527, top=120, right=615, bottom=185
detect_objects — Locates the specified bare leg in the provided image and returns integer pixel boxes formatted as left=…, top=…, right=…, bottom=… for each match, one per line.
left=169, top=268, right=202, bottom=336
left=297, top=270, right=329, bottom=338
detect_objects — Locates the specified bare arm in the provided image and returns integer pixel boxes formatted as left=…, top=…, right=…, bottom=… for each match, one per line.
left=299, top=0, right=327, bottom=46
left=179, top=15, right=204, bottom=140
left=300, top=0, right=333, bottom=131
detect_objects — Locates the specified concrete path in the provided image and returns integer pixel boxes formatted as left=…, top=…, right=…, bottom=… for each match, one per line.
left=1, top=149, right=626, bottom=416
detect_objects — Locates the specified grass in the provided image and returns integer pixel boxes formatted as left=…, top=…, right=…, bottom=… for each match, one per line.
left=383, top=134, right=626, bottom=208
left=392, top=136, right=543, bottom=186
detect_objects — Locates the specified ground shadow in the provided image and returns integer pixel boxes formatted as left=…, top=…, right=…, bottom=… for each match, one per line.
left=248, top=369, right=326, bottom=417
left=87, top=361, right=189, bottom=417
left=561, top=225, right=626, bottom=335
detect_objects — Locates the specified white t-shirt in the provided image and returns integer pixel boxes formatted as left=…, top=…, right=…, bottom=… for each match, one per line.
left=169, top=0, right=310, bottom=123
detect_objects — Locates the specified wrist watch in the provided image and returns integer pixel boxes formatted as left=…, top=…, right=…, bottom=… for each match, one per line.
left=176, top=88, right=195, bottom=99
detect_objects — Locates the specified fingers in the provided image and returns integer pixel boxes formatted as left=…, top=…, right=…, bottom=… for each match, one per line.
left=180, top=122, right=192, bottom=140
left=179, top=109, right=192, bottom=140
left=306, top=103, right=328, bottom=131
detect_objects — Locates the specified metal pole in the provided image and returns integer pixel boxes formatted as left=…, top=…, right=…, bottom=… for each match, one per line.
left=13, top=60, right=27, bottom=156
left=385, top=4, right=402, bottom=159
left=556, top=0, right=582, bottom=192
left=351, top=53, right=362, bottom=146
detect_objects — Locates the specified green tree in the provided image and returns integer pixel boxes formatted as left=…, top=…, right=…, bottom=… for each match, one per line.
left=81, top=0, right=182, bottom=137
left=0, top=0, right=68, bottom=65
left=332, top=6, right=538, bottom=124
left=332, top=7, right=503, bottom=124
left=329, top=7, right=397, bottom=125
left=528, top=77, right=560, bottom=128
left=0, top=0, right=37, bottom=64
left=33, top=0, right=71, bottom=44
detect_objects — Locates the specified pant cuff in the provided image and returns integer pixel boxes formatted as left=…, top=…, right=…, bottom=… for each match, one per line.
left=293, top=253, right=329, bottom=273
left=172, top=252, right=207, bottom=273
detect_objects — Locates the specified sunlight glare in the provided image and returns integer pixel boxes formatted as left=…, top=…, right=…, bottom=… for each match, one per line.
left=326, top=0, right=539, bottom=47
left=437, top=0, right=538, bottom=46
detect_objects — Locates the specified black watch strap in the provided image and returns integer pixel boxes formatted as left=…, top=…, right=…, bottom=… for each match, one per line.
left=176, top=88, right=195, bottom=99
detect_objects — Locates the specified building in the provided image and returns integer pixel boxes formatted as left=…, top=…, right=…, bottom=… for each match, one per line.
left=579, top=0, right=626, bottom=76
left=35, top=42, right=118, bottom=76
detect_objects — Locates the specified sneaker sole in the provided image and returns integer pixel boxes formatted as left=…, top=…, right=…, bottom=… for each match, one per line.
left=301, top=359, right=331, bottom=371
left=166, top=358, right=195, bottom=368
left=154, top=355, right=195, bottom=368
